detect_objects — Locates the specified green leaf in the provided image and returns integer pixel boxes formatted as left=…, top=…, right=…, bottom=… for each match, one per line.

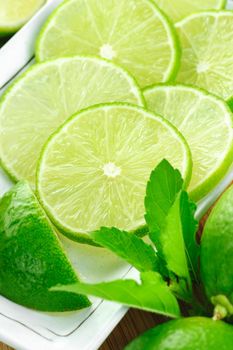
left=145, top=160, right=193, bottom=301
left=53, top=271, right=180, bottom=318
left=91, top=227, right=158, bottom=272
left=180, top=191, right=199, bottom=282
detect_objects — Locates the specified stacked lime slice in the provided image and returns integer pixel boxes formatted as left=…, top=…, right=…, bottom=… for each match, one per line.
left=154, top=0, right=226, bottom=22
left=176, top=11, right=233, bottom=100
left=0, top=57, right=143, bottom=186
left=144, top=84, right=233, bottom=200
left=37, top=104, right=191, bottom=243
left=0, top=0, right=45, bottom=35
left=36, top=0, right=180, bottom=88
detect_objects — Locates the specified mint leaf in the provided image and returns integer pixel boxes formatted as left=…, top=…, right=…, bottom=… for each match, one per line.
left=145, top=160, right=192, bottom=301
left=91, top=227, right=158, bottom=272
left=180, top=191, right=199, bottom=282
left=54, top=271, right=180, bottom=318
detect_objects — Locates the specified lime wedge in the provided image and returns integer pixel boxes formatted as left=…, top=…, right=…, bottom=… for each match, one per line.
left=0, top=181, right=90, bottom=311
left=37, top=103, right=192, bottom=244
left=144, top=84, right=233, bottom=201
left=0, top=0, right=45, bottom=35
left=154, top=0, right=226, bottom=23
left=175, top=11, right=233, bottom=100
left=36, top=0, right=180, bottom=88
left=0, top=56, right=143, bottom=186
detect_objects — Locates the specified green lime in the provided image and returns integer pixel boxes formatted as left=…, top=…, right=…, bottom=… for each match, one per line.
left=36, top=0, right=180, bottom=88
left=175, top=11, right=233, bottom=100
left=201, top=184, right=233, bottom=318
left=154, top=0, right=226, bottom=23
left=0, top=56, right=143, bottom=187
left=37, top=103, right=192, bottom=244
left=0, top=0, right=45, bottom=35
left=125, top=317, right=233, bottom=350
left=0, top=181, right=90, bottom=312
left=144, top=84, right=233, bottom=201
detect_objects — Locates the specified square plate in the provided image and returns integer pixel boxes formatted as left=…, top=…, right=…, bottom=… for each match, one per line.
left=0, top=1, right=233, bottom=349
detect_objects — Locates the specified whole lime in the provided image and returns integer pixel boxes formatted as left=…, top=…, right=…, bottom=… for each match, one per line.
left=201, top=185, right=233, bottom=317
left=125, top=317, right=233, bottom=350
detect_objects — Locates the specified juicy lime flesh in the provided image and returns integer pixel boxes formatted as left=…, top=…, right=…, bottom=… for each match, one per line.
left=154, top=0, right=226, bottom=23
left=37, top=104, right=191, bottom=240
left=0, top=181, right=90, bottom=312
left=0, top=57, right=143, bottom=186
left=36, top=0, right=179, bottom=88
left=201, top=184, right=233, bottom=307
left=125, top=317, right=233, bottom=350
left=176, top=12, right=233, bottom=100
left=0, top=0, right=45, bottom=32
left=144, top=85, right=233, bottom=200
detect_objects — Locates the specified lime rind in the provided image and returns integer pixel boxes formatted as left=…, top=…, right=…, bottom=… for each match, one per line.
left=143, top=83, right=233, bottom=201
left=0, top=55, right=144, bottom=185
left=36, top=102, right=192, bottom=243
left=35, top=0, right=181, bottom=87
left=176, top=9, right=233, bottom=27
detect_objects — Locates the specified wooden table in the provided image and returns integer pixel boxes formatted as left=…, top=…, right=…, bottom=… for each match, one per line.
left=0, top=309, right=165, bottom=350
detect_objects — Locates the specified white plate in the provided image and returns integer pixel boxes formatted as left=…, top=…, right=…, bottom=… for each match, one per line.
left=0, top=1, right=233, bottom=349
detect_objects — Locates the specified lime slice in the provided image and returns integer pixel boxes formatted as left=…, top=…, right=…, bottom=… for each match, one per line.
left=0, top=181, right=90, bottom=311
left=36, top=0, right=180, bottom=88
left=154, top=0, right=226, bottom=23
left=144, top=84, right=233, bottom=201
left=37, top=103, right=192, bottom=244
left=0, top=0, right=45, bottom=35
left=0, top=56, right=143, bottom=186
left=175, top=11, right=233, bottom=100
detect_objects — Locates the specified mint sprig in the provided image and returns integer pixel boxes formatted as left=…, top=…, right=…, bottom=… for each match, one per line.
left=145, top=160, right=197, bottom=301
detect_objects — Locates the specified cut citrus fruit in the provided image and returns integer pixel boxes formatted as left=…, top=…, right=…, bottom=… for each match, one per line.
left=175, top=11, right=233, bottom=100
left=37, top=103, right=192, bottom=244
left=0, top=181, right=90, bottom=312
left=0, top=56, right=143, bottom=186
left=0, top=0, right=45, bottom=35
left=144, top=84, right=233, bottom=201
left=154, top=0, right=226, bottom=23
left=36, top=0, right=180, bottom=88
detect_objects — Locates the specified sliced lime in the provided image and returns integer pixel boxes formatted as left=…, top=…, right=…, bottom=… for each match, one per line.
left=37, top=103, right=192, bottom=244
left=0, top=56, right=143, bottom=186
left=175, top=11, right=233, bottom=100
left=144, top=84, right=233, bottom=201
left=0, top=0, right=45, bottom=35
left=36, top=0, right=180, bottom=88
left=154, top=0, right=226, bottom=23
left=0, top=181, right=90, bottom=311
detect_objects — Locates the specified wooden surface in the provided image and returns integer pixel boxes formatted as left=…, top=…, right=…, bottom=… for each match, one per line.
left=0, top=309, right=166, bottom=350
